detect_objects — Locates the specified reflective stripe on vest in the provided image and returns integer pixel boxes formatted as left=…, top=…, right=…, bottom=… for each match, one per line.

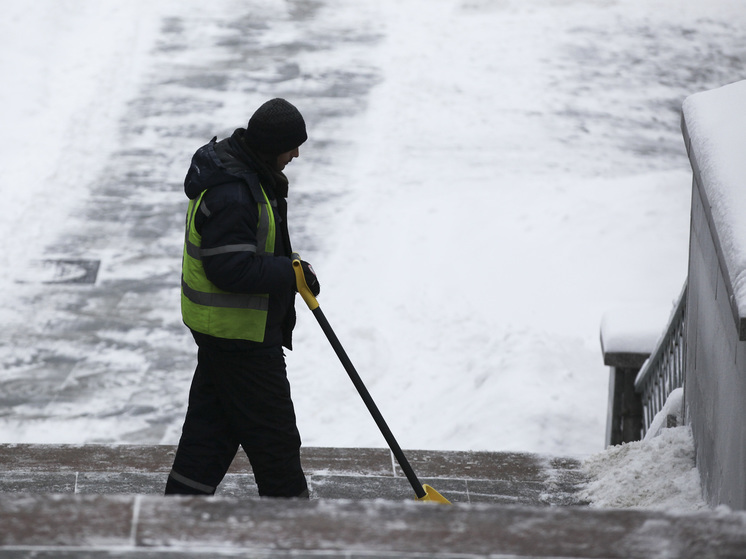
left=181, top=185, right=276, bottom=342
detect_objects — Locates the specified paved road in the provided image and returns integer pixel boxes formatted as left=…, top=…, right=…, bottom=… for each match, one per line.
left=0, top=2, right=381, bottom=444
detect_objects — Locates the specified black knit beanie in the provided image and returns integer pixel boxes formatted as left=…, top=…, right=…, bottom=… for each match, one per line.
left=244, top=98, right=307, bottom=155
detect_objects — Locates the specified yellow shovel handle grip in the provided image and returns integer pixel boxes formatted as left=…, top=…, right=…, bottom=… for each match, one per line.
left=291, top=253, right=319, bottom=310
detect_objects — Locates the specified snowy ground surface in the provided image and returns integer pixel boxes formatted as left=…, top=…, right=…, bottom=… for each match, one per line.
left=1, top=0, right=744, bottom=511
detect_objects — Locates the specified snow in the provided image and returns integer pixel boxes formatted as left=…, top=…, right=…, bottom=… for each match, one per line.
left=581, top=425, right=706, bottom=511
left=0, top=1, right=163, bottom=283
left=644, top=387, right=684, bottom=442
left=682, top=80, right=746, bottom=317
left=600, top=305, right=671, bottom=357
left=0, top=0, right=742, bottom=513
left=580, top=388, right=707, bottom=511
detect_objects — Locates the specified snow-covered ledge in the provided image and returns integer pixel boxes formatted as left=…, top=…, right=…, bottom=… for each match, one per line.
left=599, top=305, right=673, bottom=447
left=682, top=80, right=746, bottom=339
left=600, top=307, right=665, bottom=367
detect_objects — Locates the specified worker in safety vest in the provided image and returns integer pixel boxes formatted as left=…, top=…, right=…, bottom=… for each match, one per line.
left=165, top=98, right=319, bottom=498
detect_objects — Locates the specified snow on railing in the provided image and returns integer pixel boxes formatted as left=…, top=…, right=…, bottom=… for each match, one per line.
left=634, top=282, right=687, bottom=436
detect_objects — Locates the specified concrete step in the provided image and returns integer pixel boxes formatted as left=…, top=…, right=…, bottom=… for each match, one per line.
left=2, top=493, right=746, bottom=558
left=1, top=445, right=745, bottom=557
left=0, top=444, right=587, bottom=505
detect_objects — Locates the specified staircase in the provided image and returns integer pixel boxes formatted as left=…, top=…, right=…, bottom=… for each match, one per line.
left=2, top=444, right=746, bottom=557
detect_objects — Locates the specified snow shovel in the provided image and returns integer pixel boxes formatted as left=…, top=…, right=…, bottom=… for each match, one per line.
left=292, top=254, right=451, bottom=504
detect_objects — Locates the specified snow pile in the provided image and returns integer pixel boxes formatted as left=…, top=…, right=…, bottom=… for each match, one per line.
left=582, top=389, right=706, bottom=511
left=644, top=387, right=684, bottom=441
left=581, top=389, right=705, bottom=512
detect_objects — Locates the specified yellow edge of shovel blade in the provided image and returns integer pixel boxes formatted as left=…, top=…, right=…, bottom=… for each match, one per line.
left=417, top=484, right=452, bottom=504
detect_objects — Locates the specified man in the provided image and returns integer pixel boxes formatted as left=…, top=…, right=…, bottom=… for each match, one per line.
left=165, top=98, right=320, bottom=499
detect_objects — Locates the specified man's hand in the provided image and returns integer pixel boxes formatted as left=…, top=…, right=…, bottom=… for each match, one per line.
left=300, top=260, right=320, bottom=297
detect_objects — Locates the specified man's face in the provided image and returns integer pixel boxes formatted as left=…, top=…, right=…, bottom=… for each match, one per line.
left=276, top=147, right=300, bottom=171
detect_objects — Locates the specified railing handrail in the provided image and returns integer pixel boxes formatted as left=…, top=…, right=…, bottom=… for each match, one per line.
left=634, top=281, right=687, bottom=434
left=634, top=281, right=687, bottom=390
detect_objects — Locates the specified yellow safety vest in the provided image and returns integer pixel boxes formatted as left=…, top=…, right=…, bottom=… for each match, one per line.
left=181, top=184, right=277, bottom=341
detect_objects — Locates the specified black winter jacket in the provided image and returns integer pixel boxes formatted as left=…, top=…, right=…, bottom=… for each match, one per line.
left=183, top=129, right=297, bottom=351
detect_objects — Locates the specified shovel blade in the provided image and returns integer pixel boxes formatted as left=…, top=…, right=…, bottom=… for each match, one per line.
left=416, top=484, right=452, bottom=504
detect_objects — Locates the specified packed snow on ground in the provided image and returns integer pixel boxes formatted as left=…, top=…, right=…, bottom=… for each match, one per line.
left=1, top=0, right=745, bottom=511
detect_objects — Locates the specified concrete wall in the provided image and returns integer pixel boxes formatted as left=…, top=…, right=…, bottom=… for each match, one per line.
left=683, top=109, right=746, bottom=510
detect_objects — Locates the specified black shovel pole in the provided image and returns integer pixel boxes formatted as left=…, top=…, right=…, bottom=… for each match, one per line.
left=309, top=304, right=427, bottom=499
left=291, top=255, right=427, bottom=499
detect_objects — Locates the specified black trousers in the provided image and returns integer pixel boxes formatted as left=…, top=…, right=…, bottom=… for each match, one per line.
left=165, top=345, right=308, bottom=498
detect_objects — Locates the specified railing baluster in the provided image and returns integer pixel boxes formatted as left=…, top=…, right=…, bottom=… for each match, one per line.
left=634, top=282, right=688, bottom=435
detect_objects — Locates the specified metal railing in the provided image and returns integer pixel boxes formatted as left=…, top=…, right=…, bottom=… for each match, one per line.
left=634, top=282, right=688, bottom=435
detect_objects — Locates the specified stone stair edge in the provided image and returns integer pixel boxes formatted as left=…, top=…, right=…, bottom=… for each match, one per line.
left=0, top=443, right=585, bottom=482
left=2, top=492, right=745, bottom=558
